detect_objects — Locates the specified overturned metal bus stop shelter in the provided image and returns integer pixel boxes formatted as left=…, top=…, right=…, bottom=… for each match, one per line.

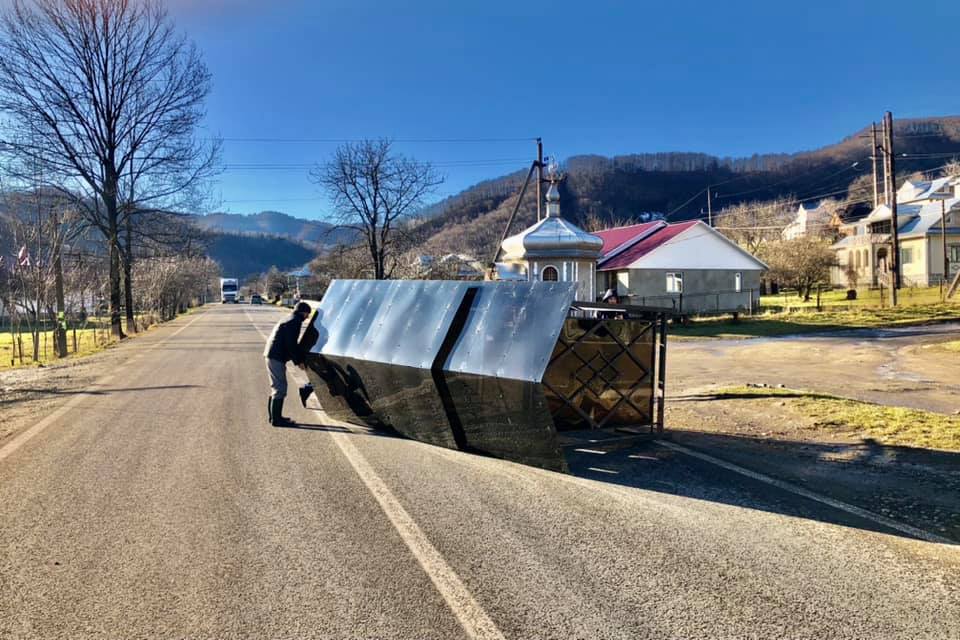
left=304, top=279, right=667, bottom=472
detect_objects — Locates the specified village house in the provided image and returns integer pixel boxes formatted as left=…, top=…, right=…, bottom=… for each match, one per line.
left=782, top=201, right=831, bottom=240
left=830, top=176, right=960, bottom=288
left=412, top=253, right=485, bottom=280
left=593, top=220, right=767, bottom=314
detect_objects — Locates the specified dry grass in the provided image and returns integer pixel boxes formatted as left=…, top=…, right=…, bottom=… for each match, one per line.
left=672, top=301, right=960, bottom=339
left=0, top=327, right=117, bottom=370
left=0, top=308, right=204, bottom=371
left=934, top=340, right=960, bottom=353
left=714, top=385, right=960, bottom=451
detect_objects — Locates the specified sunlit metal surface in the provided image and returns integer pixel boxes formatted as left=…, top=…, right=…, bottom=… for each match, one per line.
left=446, top=281, right=575, bottom=381
left=304, top=279, right=665, bottom=472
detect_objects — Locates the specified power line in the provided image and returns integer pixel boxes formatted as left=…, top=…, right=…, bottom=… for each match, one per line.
left=220, top=158, right=533, bottom=172
left=218, top=136, right=536, bottom=144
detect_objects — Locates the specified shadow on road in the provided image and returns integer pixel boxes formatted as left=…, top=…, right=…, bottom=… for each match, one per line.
left=672, top=390, right=839, bottom=402
left=565, top=430, right=960, bottom=545
left=272, top=422, right=353, bottom=434
left=0, top=384, right=202, bottom=406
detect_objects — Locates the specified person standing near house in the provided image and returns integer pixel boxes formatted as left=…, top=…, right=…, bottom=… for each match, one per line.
left=264, top=301, right=311, bottom=426
left=599, top=288, right=625, bottom=319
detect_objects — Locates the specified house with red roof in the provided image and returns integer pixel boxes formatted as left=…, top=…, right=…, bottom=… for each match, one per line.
left=594, top=220, right=767, bottom=314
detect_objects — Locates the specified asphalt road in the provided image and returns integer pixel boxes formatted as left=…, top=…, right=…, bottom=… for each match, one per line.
left=1, top=304, right=958, bottom=639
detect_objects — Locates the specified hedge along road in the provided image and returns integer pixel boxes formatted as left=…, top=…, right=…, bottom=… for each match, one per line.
left=0, top=303, right=958, bottom=639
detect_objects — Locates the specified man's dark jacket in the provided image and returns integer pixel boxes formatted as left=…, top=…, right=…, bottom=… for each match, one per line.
left=263, top=313, right=305, bottom=363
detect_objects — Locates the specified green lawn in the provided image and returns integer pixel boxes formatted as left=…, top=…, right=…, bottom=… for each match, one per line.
left=760, top=285, right=948, bottom=312
left=671, top=300, right=960, bottom=339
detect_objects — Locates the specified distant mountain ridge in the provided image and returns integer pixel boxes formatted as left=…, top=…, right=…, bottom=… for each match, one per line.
left=191, top=210, right=355, bottom=247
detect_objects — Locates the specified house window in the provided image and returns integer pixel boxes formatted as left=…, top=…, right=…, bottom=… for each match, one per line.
left=949, top=245, right=960, bottom=263
left=734, top=272, right=742, bottom=293
left=666, top=272, right=683, bottom=293
left=900, top=248, right=913, bottom=265
left=855, top=251, right=861, bottom=269
left=541, top=265, right=558, bottom=281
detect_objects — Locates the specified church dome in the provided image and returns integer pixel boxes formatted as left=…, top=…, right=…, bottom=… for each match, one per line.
left=500, top=182, right=603, bottom=260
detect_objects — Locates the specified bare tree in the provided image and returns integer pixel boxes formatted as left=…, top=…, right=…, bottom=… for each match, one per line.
left=0, top=0, right=219, bottom=338
left=765, top=237, right=837, bottom=301
left=715, top=196, right=797, bottom=255
left=943, top=160, right=960, bottom=179
left=311, top=139, right=443, bottom=280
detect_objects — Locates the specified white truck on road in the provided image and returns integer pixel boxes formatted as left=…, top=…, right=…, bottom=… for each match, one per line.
left=220, top=277, right=239, bottom=303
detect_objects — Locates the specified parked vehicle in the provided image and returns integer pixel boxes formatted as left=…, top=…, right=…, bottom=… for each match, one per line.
left=250, top=293, right=263, bottom=305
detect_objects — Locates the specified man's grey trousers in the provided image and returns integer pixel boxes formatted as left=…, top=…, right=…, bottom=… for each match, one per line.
left=266, top=358, right=288, bottom=400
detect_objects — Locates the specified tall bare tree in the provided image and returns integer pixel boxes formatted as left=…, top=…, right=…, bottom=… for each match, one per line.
left=765, top=237, right=837, bottom=301
left=0, top=0, right=219, bottom=338
left=311, top=139, right=442, bottom=280
left=715, top=196, right=797, bottom=255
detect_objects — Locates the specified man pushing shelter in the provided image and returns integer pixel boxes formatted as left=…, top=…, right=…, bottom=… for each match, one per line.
left=263, top=301, right=311, bottom=426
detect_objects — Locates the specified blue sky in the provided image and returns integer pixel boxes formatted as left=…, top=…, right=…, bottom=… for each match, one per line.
left=171, top=0, right=960, bottom=220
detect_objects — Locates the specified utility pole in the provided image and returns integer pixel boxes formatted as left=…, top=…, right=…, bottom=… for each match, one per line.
left=884, top=111, right=901, bottom=300
left=706, top=186, right=712, bottom=226
left=536, top=138, right=543, bottom=221
left=870, top=122, right=880, bottom=207
left=942, top=198, right=950, bottom=292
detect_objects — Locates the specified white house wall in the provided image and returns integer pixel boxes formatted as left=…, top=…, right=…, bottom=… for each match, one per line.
left=623, top=224, right=765, bottom=271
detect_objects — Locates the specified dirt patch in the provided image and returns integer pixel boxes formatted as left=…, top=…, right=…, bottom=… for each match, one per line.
left=669, top=324, right=960, bottom=415
left=672, top=385, right=960, bottom=451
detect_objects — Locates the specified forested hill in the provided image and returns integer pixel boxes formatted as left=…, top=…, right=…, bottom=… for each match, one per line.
left=412, top=116, right=960, bottom=259
left=204, top=232, right=315, bottom=281
left=191, top=210, right=355, bottom=247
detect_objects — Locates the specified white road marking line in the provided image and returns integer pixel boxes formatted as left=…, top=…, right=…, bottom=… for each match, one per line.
left=586, top=467, right=618, bottom=474
left=247, top=310, right=505, bottom=639
left=0, top=310, right=209, bottom=465
left=331, top=432, right=506, bottom=640
left=656, top=440, right=954, bottom=545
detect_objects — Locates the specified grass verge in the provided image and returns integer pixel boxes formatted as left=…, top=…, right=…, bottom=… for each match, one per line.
left=760, top=285, right=949, bottom=312
left=713, top=385, right=960, bottom=451
left=0, top=307, right=207, bottom=371
left=930, top=340, right=960, bottom=353
left=0, top=327, right=116, bottom=371
left=671, top=302, right=960, bottom=339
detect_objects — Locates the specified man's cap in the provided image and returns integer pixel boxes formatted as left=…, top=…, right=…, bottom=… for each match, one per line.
left=294, top=301, right=311, bottom=314
left=601, top=288, right=618, bottom=302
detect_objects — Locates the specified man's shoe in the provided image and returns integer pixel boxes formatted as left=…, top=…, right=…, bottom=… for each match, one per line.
left=298, top=384, right=313, bottom=408
left=271, top=397, right=295, bottom=426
